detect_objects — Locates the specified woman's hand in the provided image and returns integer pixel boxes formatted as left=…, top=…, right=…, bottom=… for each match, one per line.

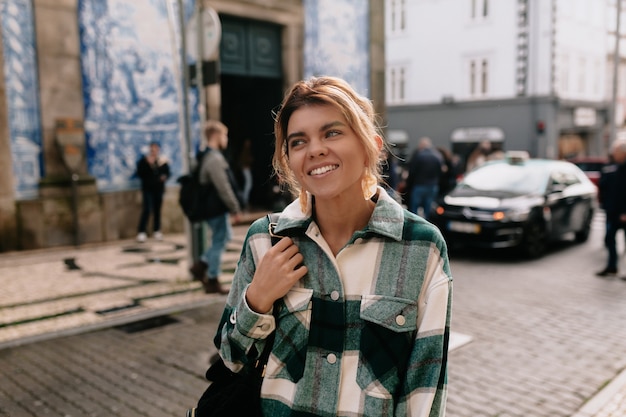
left=246, top=237, right=308, bottom=313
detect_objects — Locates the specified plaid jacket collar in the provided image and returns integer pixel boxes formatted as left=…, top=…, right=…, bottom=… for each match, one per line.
left=272, top=186, right=405, bottom=242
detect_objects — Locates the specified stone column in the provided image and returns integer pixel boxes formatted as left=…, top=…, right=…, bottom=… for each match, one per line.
left=0, top=27, right=19, bottom=251
left=370, top=0, right=386, bottom=127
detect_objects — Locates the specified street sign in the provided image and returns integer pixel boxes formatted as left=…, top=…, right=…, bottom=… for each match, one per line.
left=186, top=6, right=221, bottom=61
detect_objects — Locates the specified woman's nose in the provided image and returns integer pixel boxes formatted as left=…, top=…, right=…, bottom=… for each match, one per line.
left=307, top=137, right=328, bottom=157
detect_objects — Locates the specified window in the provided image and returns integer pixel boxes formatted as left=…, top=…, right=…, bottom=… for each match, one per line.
left=558, top=53, right=569, bottom=94
left=388, top=65, right=407, bottom=103
left=389, top=0, right=406, bottom=34
left=594, top=60, right=601, bottom=95
left=578, top=57, right=586, bottom=94
left=468, top=58, right=489, bottom=97
left=471, top=0, right=489, bottom=20
left=481, top=60, right=489, bottom=94
left=470, top=61, right=476, bottom=95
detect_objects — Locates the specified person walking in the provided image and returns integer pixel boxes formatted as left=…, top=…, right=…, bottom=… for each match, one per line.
left=237, top=138, right=254, bottom=210
left=211, top=76, right=452, bottom=416
left=406, top=136, right=444, bottom=219
left=596, top=138, right=626, bottom=277
left=189, top=120, right=242, bottom=294
left=136, top=141, right=170, bottom=242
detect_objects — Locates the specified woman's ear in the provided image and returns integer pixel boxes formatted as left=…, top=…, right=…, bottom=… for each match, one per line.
left=374, top=135, right=383, bottom=151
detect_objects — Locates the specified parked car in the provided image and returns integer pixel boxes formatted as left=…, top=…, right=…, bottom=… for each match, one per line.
left=430, top=156, right=597, bottom=258
left=567, top=156, right=608, bottom=188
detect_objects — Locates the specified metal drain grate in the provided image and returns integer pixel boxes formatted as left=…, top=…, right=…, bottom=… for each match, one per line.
left=114, top=315, right=179, bottom=333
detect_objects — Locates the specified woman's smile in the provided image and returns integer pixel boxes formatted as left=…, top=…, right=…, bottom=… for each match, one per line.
left=308, top=164, right=339, bottom=176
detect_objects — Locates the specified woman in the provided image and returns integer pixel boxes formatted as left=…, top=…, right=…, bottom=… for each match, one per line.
left=214, top=76, right=453, bottom=416
left=135, top=141, right=170, bottom=242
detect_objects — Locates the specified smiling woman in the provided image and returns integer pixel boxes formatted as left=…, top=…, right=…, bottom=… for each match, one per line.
left=204, top=76, right=453, bottom=417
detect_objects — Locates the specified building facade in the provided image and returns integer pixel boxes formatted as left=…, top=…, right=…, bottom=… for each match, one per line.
left=0, top=0, right=384, bottom=251
left=385, top=0, right=611, bottom=170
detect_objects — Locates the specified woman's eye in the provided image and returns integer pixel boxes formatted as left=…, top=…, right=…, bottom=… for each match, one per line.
left=288, top=138, right=305, bottom=148
left=326, top=130, right=341, bottom=138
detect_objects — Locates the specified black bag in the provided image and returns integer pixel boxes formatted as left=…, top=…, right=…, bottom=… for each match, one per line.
left=185, top=349, right=269, bottom=417
left=178, top=151, right=243, bottom=222
left=186, top=215, right=281, bottom=417
left=177, top=174, right=211, bottom=222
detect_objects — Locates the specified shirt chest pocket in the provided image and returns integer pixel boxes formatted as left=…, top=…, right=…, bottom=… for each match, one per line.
left=357, top=295, right=418, bottom=399
left=270, top=287, right=314, bottom=383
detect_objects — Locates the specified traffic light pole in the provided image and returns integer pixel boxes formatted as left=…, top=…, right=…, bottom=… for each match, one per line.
left=175, top=0, right=202, bottom=269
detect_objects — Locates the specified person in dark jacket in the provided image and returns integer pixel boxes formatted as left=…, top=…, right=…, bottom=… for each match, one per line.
left=136, top=141, right=170, bottom=242
left=406, top=137, right=444, bottom=219
left=596, top=138, right=626, bottom=277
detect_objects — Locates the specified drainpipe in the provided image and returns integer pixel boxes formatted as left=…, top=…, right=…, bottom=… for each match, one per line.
left=610, top=0, right=622, bottom=147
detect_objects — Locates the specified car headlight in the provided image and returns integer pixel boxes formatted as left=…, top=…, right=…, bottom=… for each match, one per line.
left=494, top=207, right=531, bottom=222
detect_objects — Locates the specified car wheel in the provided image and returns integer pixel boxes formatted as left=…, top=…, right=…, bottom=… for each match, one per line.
left=575, top=209, right=593, bottom=243
left=521, top=220, right=547, bottom=259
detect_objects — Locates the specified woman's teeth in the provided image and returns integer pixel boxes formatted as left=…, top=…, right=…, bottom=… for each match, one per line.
left=309, top=165, right=338, bottom=176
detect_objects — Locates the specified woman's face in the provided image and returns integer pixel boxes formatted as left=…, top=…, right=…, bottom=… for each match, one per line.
left=286, top=104, right=368, bottom=204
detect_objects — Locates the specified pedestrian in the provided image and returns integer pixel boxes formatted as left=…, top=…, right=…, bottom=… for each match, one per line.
left=406, top=137, right=444, bottom=219
left=596, top=138, right=626, bottom=277
left=135, top=141, right=170, bottom=242
left=212, top=76, right=453, bottom=416
left=237, top=138, right=254, bottom=210
left=437, top=146, right=460, bottom=197
left=189, top=120, right=242, bottom=294
left=465, top=139, right=492, bottom=172
left=381, top=147, right=401, bottom=202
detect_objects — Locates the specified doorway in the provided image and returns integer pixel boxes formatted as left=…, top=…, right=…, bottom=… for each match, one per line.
left=221, top=75, right=283, bottom=208
left=219, top=16, right=284, bottom=209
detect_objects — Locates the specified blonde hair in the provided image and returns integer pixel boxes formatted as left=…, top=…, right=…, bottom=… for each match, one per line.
left=272, top=76, right=384, bottom=203
left=203, top=120, right=228, bottom=142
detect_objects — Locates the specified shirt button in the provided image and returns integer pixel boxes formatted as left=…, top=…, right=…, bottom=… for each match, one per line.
left=229, top=311, right=237, bottom=324
left=327, top=353, right=337, bottom=364
left=330, top=290, right=340, bottom=301
left=260, top=323, right=270, bottom=331
left=395, top=315, right=406, bottom=326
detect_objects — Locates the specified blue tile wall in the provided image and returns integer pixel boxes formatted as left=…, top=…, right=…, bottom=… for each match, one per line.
left=78, top=0, right=200, bottom=192
left=1, top=0, right=43, bottom=200
left=303, top=0, right=370, bottom=97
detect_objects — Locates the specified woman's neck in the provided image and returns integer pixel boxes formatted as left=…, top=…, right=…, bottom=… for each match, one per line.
left=313, top=191, right=377, bottom=255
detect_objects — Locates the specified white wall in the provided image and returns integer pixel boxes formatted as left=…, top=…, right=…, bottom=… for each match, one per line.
left=554, top=0, right=608, bottom=101
left=386, top=0, right=609, bottom=106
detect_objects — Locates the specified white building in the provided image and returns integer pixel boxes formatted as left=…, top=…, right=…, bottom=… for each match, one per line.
left=385, top=0, right=612, bottom=168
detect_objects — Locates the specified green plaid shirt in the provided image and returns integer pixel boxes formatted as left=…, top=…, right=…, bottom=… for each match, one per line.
left=215, top=188, right=453, bottom=417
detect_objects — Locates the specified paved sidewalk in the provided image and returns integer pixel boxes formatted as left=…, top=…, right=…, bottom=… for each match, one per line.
left=1, top=211, right=626, bottom=416
left=0, top=211, right=268, bottom=350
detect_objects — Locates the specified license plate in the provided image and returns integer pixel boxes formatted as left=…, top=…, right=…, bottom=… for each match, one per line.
left=448, top=221, right=481, bottom=234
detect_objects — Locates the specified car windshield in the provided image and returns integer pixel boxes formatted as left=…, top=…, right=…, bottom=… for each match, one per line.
left=459, top=162, right=549, bottom=195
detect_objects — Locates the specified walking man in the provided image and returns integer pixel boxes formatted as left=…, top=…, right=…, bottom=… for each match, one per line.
left=596, top=138, right=626, bottom=277
left=189, top=120, right=242, bottom=293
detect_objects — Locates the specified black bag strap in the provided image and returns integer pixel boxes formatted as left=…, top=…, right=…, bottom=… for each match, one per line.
left=267, top=212, right=282, bottom=245
left=253, top=213, right=282, bottom=375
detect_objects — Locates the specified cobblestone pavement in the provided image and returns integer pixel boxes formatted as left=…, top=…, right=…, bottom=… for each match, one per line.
left=1, top=212, right=626, bottom=416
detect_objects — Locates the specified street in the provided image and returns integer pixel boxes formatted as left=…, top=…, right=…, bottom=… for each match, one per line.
left=2, top=212, right=626, bottom=417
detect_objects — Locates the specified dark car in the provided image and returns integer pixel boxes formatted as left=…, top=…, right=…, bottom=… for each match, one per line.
left=567, top=156, right=608, bottom=188
left=430, top=157, right=597, bottom=258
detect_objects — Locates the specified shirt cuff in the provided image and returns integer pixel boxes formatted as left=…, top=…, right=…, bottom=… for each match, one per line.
left=233, top=285, right=275, bottom=339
